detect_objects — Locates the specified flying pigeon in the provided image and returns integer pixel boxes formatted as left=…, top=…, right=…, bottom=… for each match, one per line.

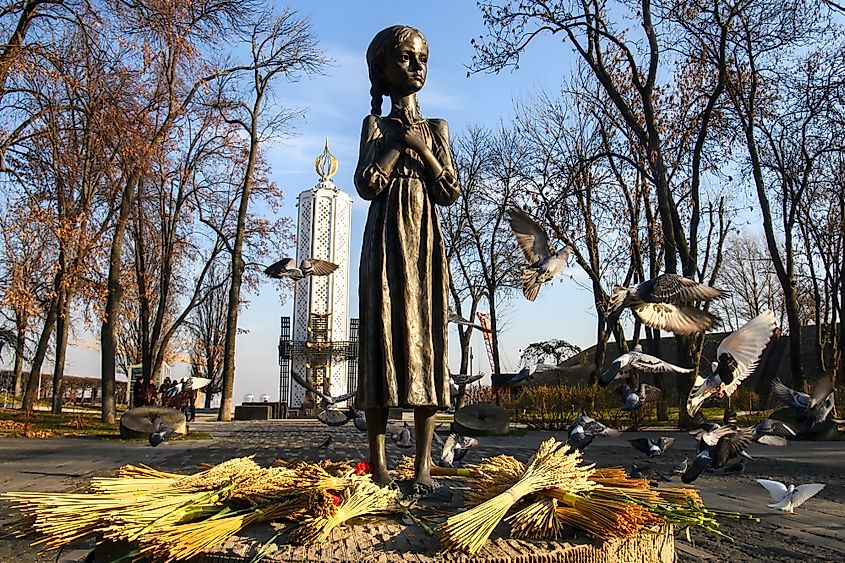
left=264, top=257, right=339, bottom=280
left=509, top=363, right=559, bottom=385
left=757, top=479, right=826, bottom=513
left=751, top=418, right=795, bottom=446
left=439, top=432, right=479, bottom=467
left=149, top=417, right=181, bottom=447
left=599, top=345, right=693, bottom=387
left=390, top=422, right=414, bottom=449
left=450, top=373, right=484, bottom=386
left=566, top=413, right=616, bottom=451
left=566, top=423, right=596, bottom=452
left=506, top=207, right=573, bottom=302
left=629, top=437, right=675, bottom=458
left=686, top=310, right=778, bottom=416
left=448, top=308, right=491, bottom=332
left=608, top=274, right=725, bottom=335
left=682, top=426, right=755, bottom=483
left=618, top=382, right=662, bottom=412
left=316, top=407, right=365, bottom=428
left=290, top=370, right=355, bottom=408
left=672, top=457, right=688, bottom=476
left=770, top=378, right=839, bottom=428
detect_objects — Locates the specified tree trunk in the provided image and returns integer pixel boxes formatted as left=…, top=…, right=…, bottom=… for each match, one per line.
left=13, top=313, right=27, bottom=398
left=101, top=177, right=136, bottom=424
left=50, top=290, right=71, bottom=414
left=22, top=297, right=58, bottom=410
left=219, top=110, right=261, bottom=421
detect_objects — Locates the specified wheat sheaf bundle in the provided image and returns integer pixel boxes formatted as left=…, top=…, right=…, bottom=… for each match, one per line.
left=440, top=438, right=595, bottom=554
left=288, top=476, right=399, bottom=545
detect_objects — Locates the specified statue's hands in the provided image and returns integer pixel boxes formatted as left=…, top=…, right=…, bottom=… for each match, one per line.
left=401, top=129, right=427, bottom=155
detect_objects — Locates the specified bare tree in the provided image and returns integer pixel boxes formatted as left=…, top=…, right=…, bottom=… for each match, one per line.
left=208, top=10, right=327, bottom=421
left=722, top=2, right=838, bottom=388
left=185, top=263, right=229, bottom=407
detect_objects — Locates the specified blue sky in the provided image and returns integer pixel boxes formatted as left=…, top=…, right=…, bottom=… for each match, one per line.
left=22, top=0, right=766, bottom=403
left=228, top=0, right=597, bottom=400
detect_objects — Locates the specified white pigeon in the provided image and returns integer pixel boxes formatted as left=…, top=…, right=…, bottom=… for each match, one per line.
left=264, top=257, right=338, bottom=280
left=599, top=344, right=693, bottom=387
left=686, top=310, right=778, bottom=416
left=609, top=274, right=725, bottom=335
left=507, top=207, right=573, bottom=302
left=439, top=432, right=479, bottom=467
left=757, top=479, right=826, bottom=513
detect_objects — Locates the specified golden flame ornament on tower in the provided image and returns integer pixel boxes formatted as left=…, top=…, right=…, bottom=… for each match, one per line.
left=315, top=139, right=338, bottom=182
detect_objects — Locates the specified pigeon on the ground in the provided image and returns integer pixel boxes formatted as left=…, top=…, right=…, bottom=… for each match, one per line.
left=608, top=274, right=725, bottom=335
left=290, top=370, right=355, bottom=408
left=352, top=410, right=367, bottom=432
left=682, top=427, right=754, bottom=483
left=599, top=345, right=693, bottom=387
left=439, top=432, right=479, bottom=467
left=629, top=437, right=675, bottom=458
left=770, top=378, right=839, bottom=428
left=673, top=457, right=688, bottom=475
left=264, top=257, right=339, bottom=280
left=686, top=310, right=778, bottom=416
left=629, top=463, right=648, bottom=479
left=507, top=207, right=573, bottom=302
left=757, top=479, right=826, bottom=513
left=618, top=382, right=662, bottom=412
left=390, top=422, right=414, bottom=449
left=450, top=373, right=484, bottom=386
left=448, top=308, right=491, bottom=332
left=149, top=417, right=181, bottom=447
left=316, top=435, right=333, bottom=449
left=509, top=363, right=559, bottom=385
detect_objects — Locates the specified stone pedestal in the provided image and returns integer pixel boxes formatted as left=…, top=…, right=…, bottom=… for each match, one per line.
left=174, top=523, right=674, bottom=563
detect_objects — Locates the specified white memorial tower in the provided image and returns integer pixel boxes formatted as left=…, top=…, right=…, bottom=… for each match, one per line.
left=287, top=142, right=353, bottom=409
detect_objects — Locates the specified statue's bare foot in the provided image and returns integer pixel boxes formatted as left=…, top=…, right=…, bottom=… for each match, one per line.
left=411, top=479, right=452, bottom=502
left=412, top=478, right=436, bottom=494
left=371, top=467, right=393, bottom=486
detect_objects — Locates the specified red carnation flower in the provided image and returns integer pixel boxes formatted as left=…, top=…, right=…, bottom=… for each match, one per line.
left=354, top=462, right=372, bottom=476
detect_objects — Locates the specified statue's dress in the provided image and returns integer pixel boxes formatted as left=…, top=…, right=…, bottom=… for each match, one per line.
left=354, top=114, right=460, bottom=409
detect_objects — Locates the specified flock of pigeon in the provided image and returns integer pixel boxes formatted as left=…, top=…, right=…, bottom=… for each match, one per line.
left=228, top=209, right=837, bottom=513
left=505, top=206, right=838, bottom=513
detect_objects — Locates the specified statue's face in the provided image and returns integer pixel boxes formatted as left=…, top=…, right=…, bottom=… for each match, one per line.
left=382, top=34, right=428, bottom=97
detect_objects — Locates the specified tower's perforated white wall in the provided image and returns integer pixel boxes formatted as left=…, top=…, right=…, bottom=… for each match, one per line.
left=289, top=177, right=353, bottom=408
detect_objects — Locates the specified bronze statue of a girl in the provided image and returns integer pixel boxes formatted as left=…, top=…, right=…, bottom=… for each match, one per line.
left=354, top=25, right=460, bottom=494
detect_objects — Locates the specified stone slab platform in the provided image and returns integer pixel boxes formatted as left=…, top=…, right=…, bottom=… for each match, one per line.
left=96, top=522, right=674, bottom=563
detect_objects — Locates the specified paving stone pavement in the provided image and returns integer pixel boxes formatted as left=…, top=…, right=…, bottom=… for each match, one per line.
left=1, top=416, right=844, bottom=562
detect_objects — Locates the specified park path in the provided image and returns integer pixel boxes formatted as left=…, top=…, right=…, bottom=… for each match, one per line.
left=0, top=417, right=843, bottom=562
